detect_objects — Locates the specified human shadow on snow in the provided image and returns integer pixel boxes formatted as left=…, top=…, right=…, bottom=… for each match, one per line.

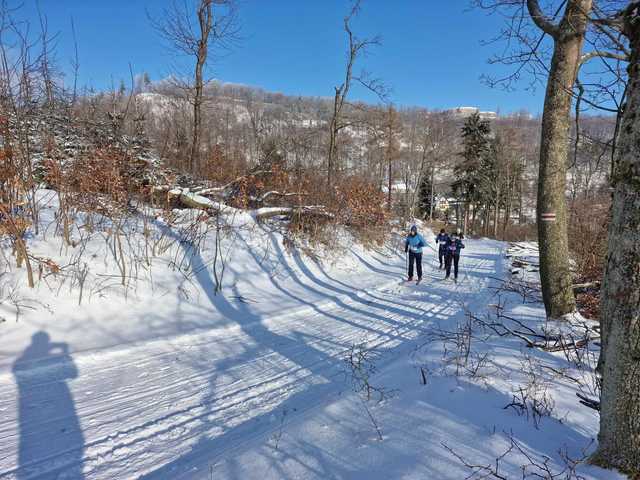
left=12, top=331, right=85, bottom=479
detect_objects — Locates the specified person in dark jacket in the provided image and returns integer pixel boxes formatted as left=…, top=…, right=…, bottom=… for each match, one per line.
left=435, top=228, right=449, bottom=269
left=404, top=225, right=426, bottom=282
left=444, top=232, right=465, bottom=282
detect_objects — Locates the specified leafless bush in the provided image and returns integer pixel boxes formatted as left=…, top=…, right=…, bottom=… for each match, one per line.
left=489, top=276, right=543, bottom=304
left=444, top=432, right=592, bottom=480
left=505, top=358, right=556, bottom=429
left=270, top=408, right=287, bottom=451
left=343, top=342, right=393, bottom=441
left=343, top=342, right=389, bottom=402
left=0, top=275, right=42, bottom=322
left=420, top=309, right=496, bottom=382
left=166, top=208, right=234, bottom=295
left=568, top=196, right=609, bottom=285
left=425, top=292, right=601, bottom=418
left=500, top=223, right=538, bottom=242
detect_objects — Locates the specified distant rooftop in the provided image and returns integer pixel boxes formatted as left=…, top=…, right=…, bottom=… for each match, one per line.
left=448, top=106, right=497, bottom=120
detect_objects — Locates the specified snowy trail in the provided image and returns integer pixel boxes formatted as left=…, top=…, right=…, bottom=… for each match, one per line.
left=0, top=240, right=502, bottom=479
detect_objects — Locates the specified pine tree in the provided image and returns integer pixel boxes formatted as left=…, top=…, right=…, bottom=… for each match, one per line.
left=453, top=113, right=492, bottom=229
left=417, top=175, right=432, bottom=219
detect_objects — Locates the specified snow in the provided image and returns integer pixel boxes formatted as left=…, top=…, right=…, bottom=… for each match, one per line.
left=0, top=195, right=624, bottom=479
left=380, top=181, right=408, bottom=193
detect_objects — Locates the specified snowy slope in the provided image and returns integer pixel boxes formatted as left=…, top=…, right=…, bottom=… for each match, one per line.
left=0, top=196, right=623, bottom=479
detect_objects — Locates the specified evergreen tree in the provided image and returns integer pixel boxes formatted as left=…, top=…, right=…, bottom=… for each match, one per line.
left=417, top=175, right=432, bottom=219
left=453, top=113, right=492, bottom=213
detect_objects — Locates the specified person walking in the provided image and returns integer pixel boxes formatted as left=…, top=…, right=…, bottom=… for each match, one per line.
left=444, top=231, right=465, bottom=282
left=404, top=225, right=426, bottom=284
left=435, top=228, right=449, bottom=269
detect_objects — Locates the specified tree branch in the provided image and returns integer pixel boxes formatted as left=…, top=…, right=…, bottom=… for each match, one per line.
left=526, top=0, right=560, bottom=37
left=579, top=50, right=628, bottom=66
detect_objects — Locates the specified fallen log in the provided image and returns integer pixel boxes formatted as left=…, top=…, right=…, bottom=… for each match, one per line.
left=176, top=190, right=239, bottom=214
left=172, top=188, right=331, bottom=222
left=256, top=190, right=308, bottom=204
left=252, top=206, right=332, bottom=221
left=572, top=281, right=601, bottom=294
left=512, top=259, right=540, bottom=268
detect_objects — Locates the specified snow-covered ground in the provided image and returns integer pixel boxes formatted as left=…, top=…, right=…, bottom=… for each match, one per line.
left=0, top=195, right=624, bottom=479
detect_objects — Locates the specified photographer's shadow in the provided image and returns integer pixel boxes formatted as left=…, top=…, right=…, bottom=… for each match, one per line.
left=12, top=331, right=85, bottom=479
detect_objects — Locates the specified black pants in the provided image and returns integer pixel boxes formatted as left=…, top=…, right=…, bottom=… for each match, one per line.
left=445, top=253, right=460, bottom=279
left=438, top=246, right=446, bottom=268
left=408, top=251, right=423, bottom=279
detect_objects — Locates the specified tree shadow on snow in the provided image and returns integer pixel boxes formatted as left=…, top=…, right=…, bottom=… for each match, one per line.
left=139, top=224, right=446, bottom=478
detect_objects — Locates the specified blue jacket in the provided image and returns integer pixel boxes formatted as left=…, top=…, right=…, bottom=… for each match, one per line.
left=445, top=237, right=465, bottom=256
left=405, top=233, right=426, bottom=254
left=435, top=233, right=449, bottom=252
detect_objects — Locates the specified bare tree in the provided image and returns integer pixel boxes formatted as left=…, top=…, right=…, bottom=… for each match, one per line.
left=530, top=0, right=593, bottom=318
left=475, top=0, right=629, bottom=318
left=150, top=0, right=238, bottom=174
left=592, top=2, right=640, bottom=473
left=327, top=0, right=385, bottom=187
left=384, top=104, right=400, bottom=211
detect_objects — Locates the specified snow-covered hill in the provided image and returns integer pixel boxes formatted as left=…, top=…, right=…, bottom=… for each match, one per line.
left=0, top=194, right=622, bottom=479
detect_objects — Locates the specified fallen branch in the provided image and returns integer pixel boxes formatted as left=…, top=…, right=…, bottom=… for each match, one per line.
left=252, top=206, right=333, bottom=221
left=256, top=190, right=308, bottom=204
left=576, top=392, right=600, bottom=411
left=572, top=281, right=601, bottom=294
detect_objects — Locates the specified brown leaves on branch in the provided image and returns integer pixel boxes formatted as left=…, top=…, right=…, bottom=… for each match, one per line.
left=332, top=176, right=389, bottom=229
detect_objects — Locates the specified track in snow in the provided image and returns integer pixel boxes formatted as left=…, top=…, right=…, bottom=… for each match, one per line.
left=0, top=240, right=503, bottom=479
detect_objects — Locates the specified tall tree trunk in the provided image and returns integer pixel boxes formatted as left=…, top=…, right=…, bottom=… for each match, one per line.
left=429, top=163, right=435, bottom=221
left=494, top=181, right=501, bottom=238
left=592, top=4, right=640, bottom=473
left=462, top=203, right=467, bottom=231
left=534, top=0, right=592, bottom=318
left=387, top=124, right=392, bottom=212
left=470, top=204, right=476, bottom=234
left=327, top=90, right=340, bottom=187
left=189, top=0, right=213, bottom=175
left=484, top=208, right=490, bottom=236
left=190, top=74, right=203, bottom=173
left=503, top=191, right=512, bottom=238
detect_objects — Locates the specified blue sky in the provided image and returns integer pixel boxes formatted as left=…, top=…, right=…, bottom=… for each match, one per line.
left=20, top=0, right=547, bottom=114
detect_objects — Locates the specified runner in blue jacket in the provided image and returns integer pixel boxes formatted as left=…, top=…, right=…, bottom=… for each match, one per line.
left=404, top=225, right=426, bottom=282
left=435, top=228, right=449, bottom=269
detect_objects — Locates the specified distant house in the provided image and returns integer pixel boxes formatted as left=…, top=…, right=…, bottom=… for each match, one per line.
left=434, top=195, right=450, bottom=213
left=380, top=181, right=408, bottom=195
left=448, top=106, right=497, bottom=121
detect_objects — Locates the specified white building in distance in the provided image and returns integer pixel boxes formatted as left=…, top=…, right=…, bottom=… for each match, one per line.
left=448, top=106, right=497, bottom=121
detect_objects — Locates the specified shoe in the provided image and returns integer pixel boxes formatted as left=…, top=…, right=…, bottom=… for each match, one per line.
left=407, top=277, right=413, bottom=282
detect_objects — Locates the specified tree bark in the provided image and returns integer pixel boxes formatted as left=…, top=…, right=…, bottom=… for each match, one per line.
left=327, top=89, right=340, bottom=187
left=592, top=3, right=640, bottom=474
left=189, top=0, right=213, bottom=175
left=494, top=181, right=501, bottom=238
left=429, top=163, right=435, bottom=221
left=387, top=121, right=392, bottom=212
left=534, top=0, right=592, bottom=318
